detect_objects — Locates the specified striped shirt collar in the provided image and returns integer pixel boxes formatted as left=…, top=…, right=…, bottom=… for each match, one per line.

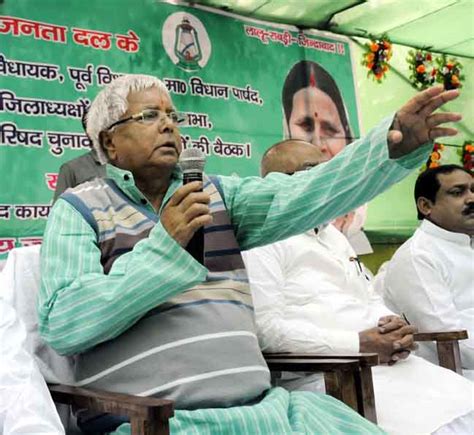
left=105, top=163, right=183, bottom=211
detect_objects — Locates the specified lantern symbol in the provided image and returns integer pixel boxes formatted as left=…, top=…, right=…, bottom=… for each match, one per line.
left=174, top=17, right=202, bottom=71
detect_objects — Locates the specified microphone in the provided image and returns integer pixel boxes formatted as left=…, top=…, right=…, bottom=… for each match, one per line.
left=179, top=148, right=206, bottom=264
left=179, top=147, right=206, bottom=186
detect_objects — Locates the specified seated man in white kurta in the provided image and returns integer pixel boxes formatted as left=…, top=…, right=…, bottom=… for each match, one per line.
left=243, top=140, right=474, bottom=435
left=0, top=297, right=64, bottom=434
left=382, top=165, right=474, bottom=380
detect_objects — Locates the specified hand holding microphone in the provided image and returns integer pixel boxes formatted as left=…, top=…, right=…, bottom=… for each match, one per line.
left=161, top=149, right=211, bottom=254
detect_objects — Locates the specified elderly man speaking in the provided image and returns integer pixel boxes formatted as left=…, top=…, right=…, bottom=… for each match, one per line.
left=39, top=74, right=460, bottom=434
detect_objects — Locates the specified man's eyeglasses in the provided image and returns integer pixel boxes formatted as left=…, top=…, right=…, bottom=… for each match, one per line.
left=106, top=109, right=187, bottom=131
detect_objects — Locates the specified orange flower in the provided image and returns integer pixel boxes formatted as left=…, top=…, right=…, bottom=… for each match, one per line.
left=447, top=63, right=454, bottom=70
left=375, top=72, right=383, bottom=80
left=429, top=162, right=440, bottom=168
left=370, top=42, right=379, bottom=52
left=451, top=75, right=460, bottom=84
left=466, top=145, right=474, bottom=152
left=431, top=151, right=441, bottom=161
left=383, top=40, right=391, bottom=49
left=366, top=53, right=375, bottom=62
left=367, top=62, right=374, bottom=70
left=416, top=64, right=426, bottom=74
left=382, top=64, right=389, bottom=72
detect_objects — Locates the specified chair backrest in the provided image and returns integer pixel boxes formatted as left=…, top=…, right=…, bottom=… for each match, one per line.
left=1, top=246, right=76, bottom=384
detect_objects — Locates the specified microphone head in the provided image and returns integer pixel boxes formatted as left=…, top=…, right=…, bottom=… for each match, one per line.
left=179, top=148, right=206, bottom=174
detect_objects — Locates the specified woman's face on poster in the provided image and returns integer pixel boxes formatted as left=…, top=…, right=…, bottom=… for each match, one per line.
left=288, top=86, right=347, bottom=160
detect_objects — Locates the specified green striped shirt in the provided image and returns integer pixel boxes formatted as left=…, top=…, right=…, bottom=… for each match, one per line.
left=39, top=115, right=429, bottom=356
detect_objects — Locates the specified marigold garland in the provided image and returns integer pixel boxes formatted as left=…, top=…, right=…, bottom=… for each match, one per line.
left=435, top=55, right=464, bottom=89
left=407, top=51, right=465, bottom=90
left=422, top=142, right=445, bottom=171
left=461, top=141, right=474, bottom=171
left=361, top=35, right=392, bottom=83
left=407, top=50, right=436, bottom=90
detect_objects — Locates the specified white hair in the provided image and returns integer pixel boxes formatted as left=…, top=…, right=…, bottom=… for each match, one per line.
left=86, top=74, right=169, bottom=164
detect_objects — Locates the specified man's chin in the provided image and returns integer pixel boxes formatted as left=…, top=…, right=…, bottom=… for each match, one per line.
left=457, top=215, right=474, bottom=235
left=157, top=154, right=178, bottom=166
left=463, top=213, right=474, bottom=222
left=147, top=152, right=178, bottom=169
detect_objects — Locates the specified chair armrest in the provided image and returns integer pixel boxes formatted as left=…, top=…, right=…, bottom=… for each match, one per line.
left=414, top=330, right=468, bottom=342
left=263, top=355, right=378, bottom=424
left=264, top=352, right=379, bottom=367
left=265, top=357, right=361, bottom=372
left=48, top=384, right=174, bottom=434
left=414, top=330, right=468, bottom=375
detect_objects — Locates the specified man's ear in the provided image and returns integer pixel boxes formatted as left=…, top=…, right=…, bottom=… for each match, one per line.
left=100, top=131, right=116, bottom=162
left=417, top=196, right=433, bottom=218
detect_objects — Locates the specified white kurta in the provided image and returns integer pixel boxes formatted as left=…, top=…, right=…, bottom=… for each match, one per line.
left=0, top=298, right=64, bottom=434
left=383, top=219, right=474, bottom=378
left=243, top=225, right=474, bottom=435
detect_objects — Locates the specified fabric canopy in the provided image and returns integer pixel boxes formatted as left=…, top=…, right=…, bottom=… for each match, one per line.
left=195, top=0, right=474, bottom=58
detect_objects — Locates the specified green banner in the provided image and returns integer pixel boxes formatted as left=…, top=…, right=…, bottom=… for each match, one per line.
left=0, top=0, right=360, bottom=259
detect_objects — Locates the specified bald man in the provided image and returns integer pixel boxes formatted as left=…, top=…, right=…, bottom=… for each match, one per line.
left=260, top=138, right=326, bottom=176
left=262, top=140, right=372, bottom=254
left=243, top=139, right=474, bottom=435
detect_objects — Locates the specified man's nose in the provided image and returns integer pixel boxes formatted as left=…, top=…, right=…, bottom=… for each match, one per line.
left=466, top=189, right=474, bottom=203
left=158, top=114, right=176, bottom=134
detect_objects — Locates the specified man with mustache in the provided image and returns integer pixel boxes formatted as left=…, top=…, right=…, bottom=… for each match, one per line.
left=38, top=74, right=460, bottom=434
left=383, top=165, right=474, bottom=380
